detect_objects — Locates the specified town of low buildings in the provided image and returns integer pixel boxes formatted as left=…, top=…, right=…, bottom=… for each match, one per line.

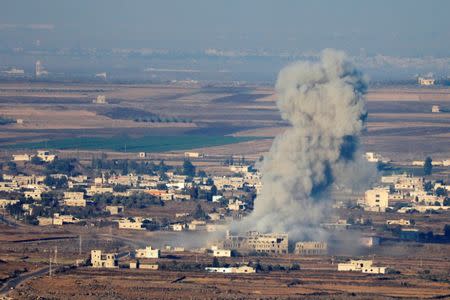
left=0, top=145, right=449, bottom=291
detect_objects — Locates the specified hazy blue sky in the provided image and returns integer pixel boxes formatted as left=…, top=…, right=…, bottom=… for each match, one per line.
left=1, top=0, right=449, bottom=56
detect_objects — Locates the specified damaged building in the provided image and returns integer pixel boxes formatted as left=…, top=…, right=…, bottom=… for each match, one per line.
left=220, top=231, right=288, bottom=254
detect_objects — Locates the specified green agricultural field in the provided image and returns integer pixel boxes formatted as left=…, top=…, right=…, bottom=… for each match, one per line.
left=6, top=135, right=259, bottom=152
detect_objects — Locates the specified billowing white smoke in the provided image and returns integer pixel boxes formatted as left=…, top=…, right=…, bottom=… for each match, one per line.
left=236, top=49, right=370, bottom=239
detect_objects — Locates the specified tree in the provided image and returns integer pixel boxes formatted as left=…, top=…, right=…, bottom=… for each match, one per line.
left=212, top=257, right=220, bottom=267
left=435, top=187, right=447, bottom=197
left=193, top=203, right=207, bottom=220
left=113, top=184, right=128, bottom=192
left=189, top=186, right=199, bottom=200
left=6, top=161, right=17, bottom=173
left=6, top=202, right=24, bottom=219
left=44, top=175, right=68, bottom=189
left=45, top=158, right=77, bottom=175
left=423, top=181, right=433, bottom=192
left=444, top=224, right=450, bottom=238
left=444, top=198, right=450, bottom=206
left=182, top=160, right=196, bottom=177
left=197, top=170, right=207, bottom=178
left=424, top=157, right=433, bottom=176
left=30, top=156, right=44, bottom=165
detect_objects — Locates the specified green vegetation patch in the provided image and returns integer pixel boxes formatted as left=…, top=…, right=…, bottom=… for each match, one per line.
left=0, top=116, right=15, bottom=125
left=7, top=135, right=260, bottom=152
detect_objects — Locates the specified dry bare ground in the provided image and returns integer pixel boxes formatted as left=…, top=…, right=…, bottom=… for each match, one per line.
left=0, top=82, right=449, bottom=161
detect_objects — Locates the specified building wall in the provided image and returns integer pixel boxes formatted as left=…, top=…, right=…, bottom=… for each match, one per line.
left=136, top=246, right=160, bottom=258
left=365, top=188, right=389, bottom=212
left=213, top=249, right=231, bottom=257
left=295, top=242, right=327, bottom=255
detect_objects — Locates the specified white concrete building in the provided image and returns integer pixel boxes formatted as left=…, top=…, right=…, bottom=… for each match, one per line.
left=184, top=152, right=204, bottom=158
left=418, top=77, right=435, bottom=86
left=91, top=250, right=118, bottom=268
left=36, top=150, right=56, bottom=162
left=105, top=205, right=124, bottom=215
left=135, top=246, right=160, bottom=259
left=93, top=95, right=107, bottom=104
left=12, top=154, right=32, bottom=162
left=0, top=199, right=19, bottom=208
left=117, top=217, right=146, bottom=230
left=212, top=249, right=231, bottom=257
left=338, top=260, right=386, bottom=274
left=294, top=241, right=327, bottom=255
left=364, top=188, right=389, bottom=212
left=171, top=223, right=186, bottom=231
left=212, top=195, right=223, bottom=203
left=63, top=192, right=86, bottom=207
left=205, top=266, right=255, bottom=274
left=228, top=199, right=246, bottom=211
left=386, top=219, right=411, bottom=226
left=365, top=152, right=381, bottom=163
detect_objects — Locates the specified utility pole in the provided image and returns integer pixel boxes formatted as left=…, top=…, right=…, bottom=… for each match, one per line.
left=79, top=235, right=82, bottom=256
left=54, top=246, right=58, bottom=266
left=49, top=249, right=52, bottom=277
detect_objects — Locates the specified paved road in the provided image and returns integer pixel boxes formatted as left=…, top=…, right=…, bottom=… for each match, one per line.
left=0, top=266, right=49, bottom=297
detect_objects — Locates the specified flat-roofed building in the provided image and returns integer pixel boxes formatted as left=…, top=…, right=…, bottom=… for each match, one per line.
left=364, top=187, right=389, bottom=212
left=184, top=152, right=204, bottom=158
left=91, top=250, right=118, bottom=268
left=386, top=219, right=411, bottom=226
left=36, top=150, right=56, bottom=162
left=205, top=266, right=255, bottom=274
left=117, top=217, right=147, bottom=230
left=432, top=105, right=440, bottom=113
left=105, top=205, right=124, bottom=215
left=171, top=223, right=186, bottom=231
left=212, top=249, right=231, bottom=257
left=294, top=241, right=327, bottom=255
left=222, top=231, right=288, bottom=255
left=338, top=260, right=386, bottom=274
left=12, top=154, right=32, bottom=162
left=139, top=263, right=159, bottom=270
left=37, top=217, right=53, bottom=226
left=24, top=190, right=42, bottom=200
left=64, top=191, right=86, bottom=207
left=0, top=199, right=20, bottom=208
left=135, top=246, right=160, bottom=259
left=418, top=77, right=435, bottom=86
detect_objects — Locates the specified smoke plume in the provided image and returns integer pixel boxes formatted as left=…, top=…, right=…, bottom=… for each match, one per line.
left=236, top=49, right=369, bottom=239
